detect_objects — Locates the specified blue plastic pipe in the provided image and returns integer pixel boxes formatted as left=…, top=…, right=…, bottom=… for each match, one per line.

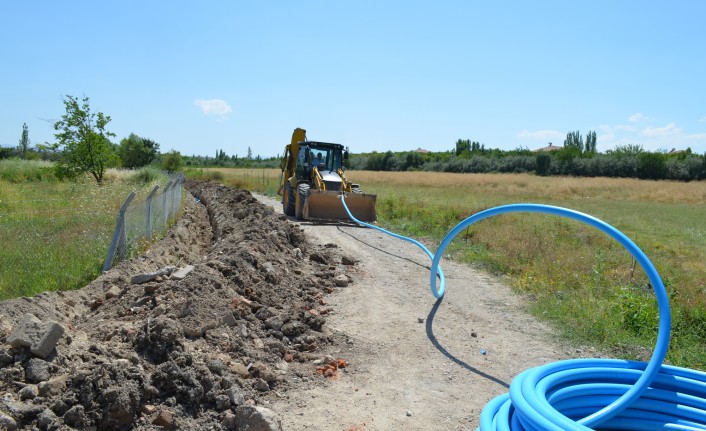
left=339, top=193, right=446, bottom=297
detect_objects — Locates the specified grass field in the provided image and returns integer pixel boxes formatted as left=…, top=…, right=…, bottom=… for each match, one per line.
left=0, top=160, right=167, bottom=300
left=189, top=167, right=706, bottom=369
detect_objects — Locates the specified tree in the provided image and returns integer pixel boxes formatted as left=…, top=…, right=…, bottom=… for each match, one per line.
left=119, top=133, right=160, bottom=168
left=585, top=130, right=597, bottom=155
left=161, top=149, right=183, bottom=172
left=563, top=130, right=584, bottom=153
left=455, top=139, right=470, bottom=156
left=18, top=123, right=30, bottom=159
left=53, top=95, right=118, bottom=183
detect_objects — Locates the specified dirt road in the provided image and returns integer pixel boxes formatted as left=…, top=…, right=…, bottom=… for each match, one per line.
left=252, top=193, right=578, bottom=431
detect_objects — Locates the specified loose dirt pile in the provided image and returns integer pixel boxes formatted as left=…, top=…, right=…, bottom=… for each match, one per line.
left=0, top=180, right=357, bottom=430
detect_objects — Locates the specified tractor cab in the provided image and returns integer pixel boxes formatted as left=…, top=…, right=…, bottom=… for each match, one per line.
left=295, top=142, right=345, bottom=180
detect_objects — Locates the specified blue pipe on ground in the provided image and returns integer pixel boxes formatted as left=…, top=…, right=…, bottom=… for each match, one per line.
left=339, top=193, right=446, bottom=297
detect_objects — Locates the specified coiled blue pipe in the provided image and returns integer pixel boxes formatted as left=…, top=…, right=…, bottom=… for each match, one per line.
left=338, top=197, right=706, bottom=430
left=338, top=193, right=446, bottom=297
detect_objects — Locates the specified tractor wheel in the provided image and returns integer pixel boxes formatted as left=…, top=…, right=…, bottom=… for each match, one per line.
left=283, top=183, right=295, bottom=216
left=295, top=183, right=310, bottom=220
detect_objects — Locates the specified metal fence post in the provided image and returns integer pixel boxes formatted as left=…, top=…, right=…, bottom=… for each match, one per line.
left=145, top=185, right=160, bottom=239
left=103, top=191, right=136, bottom=272
left=162, top=180, right=174, bottom=227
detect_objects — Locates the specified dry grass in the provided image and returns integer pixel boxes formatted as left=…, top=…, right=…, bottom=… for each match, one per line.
left=352, top=171, right=706, bottom=204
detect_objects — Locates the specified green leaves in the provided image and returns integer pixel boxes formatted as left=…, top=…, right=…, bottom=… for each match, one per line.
left=53, top=95, right=118, bottom=183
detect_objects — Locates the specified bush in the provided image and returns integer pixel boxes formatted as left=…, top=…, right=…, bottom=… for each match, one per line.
left=161, top=150, right=183, bottom=173
left=638, top=153, right=667, bottom=179
left=128, top=166, right=162, bottom=185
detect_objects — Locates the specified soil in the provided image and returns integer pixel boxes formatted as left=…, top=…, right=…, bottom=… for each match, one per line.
left=0, top=180, right=589, bottom=430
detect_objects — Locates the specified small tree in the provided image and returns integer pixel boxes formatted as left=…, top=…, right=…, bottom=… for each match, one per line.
left=53, top=95, right=118, bottom=183
left=18, top=123, right=30, bottom=159
left=161, top=149, right=183, bottom=172
left=119, top=133, right=160, bottom=168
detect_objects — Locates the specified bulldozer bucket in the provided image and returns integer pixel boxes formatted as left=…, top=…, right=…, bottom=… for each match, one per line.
left=304, top=189, right=377, bottom=222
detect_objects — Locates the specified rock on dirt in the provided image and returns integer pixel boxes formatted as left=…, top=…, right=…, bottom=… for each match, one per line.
left=0, top=180, right=357, bottom=430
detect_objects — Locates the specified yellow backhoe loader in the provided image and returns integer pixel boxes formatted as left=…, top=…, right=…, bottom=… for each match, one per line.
left=277, top=128, right=377, bottom=222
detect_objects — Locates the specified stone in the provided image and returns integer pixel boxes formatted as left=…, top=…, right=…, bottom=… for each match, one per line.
left=207, top=359, right=226, bottom=376
left=105, top=284, right=121, bottom=299
left=221, top=411, right=237, bottom=430
left=0, top=411, right=17, bottom=430
left=25, top=358, right=51, bottom=383
left=3, top=399, right=44, bottom=422
left=341, top=255, right=357, bottom=266
left=0, top=316, right=14, bottom=338
left=130, top=266, right=175, bottom=284
left=19, top=384, right=38, bottom=400
left=7, top=314, right=64, bottom=359
left=334, top=274, right=349, bottom=287
left=254, top=378, right=269, bottom=392
left=153, top=409, right=174, bottom=429
left=171, top=265, right=194, bottom=280
left=215, top=394, right=230, bottom=411
left=225, top=388, right=245, bottom=406
left=228, top=363, right=250, bottom=379
left=144, top=284, right=160, bottom=295
left=221, top=312, right=237, bottom=327
left=37, top=374, right=68, bottom=397
left=36, top=408, right=59, bottom=430
left=264, top=316, right=283, bottom=332
left=0, top=346, right=13, bottom=367
left=235, top=405, right=282, bottom=431
left=309, top=252, right=327, bottom=264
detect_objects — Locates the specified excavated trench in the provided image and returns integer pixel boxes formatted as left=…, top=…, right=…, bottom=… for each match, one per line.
left=0, top=180, right=357, bottom=430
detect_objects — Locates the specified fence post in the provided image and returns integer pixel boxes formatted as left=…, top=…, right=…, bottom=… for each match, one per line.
left=145, top=185, right=160, bottom=240
left=103, top=191, right=136, bottom=272
left=162, top=180, right=174, bottom=226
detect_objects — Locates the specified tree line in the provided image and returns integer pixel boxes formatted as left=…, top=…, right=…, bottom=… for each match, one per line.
left=5, top=100, right=704, bottom=182
left=0, top=95, right=182, bottom=182
left=348, top=132, right=706, bottom=181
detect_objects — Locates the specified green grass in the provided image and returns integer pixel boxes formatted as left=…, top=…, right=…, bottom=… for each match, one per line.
left=0, top=160, right=172, bottom=300
left=196, top=168, right=706, bottom=369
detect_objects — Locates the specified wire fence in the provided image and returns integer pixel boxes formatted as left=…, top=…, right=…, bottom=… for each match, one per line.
left=0, top=172, right=185, bottom=300
left=103, top=173, right=185, bottom=271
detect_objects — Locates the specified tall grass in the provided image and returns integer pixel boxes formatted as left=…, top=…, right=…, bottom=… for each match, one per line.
left=185, top=167, right=281, bottom=195
left=204, top=168, right=706, bottom=369
left=0, top=161, right=170, bottom=300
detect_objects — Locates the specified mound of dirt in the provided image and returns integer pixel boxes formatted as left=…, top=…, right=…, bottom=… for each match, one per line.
left=0, top=180, right=355, bottom=430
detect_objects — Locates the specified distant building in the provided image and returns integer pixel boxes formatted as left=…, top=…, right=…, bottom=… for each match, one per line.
left=534, top=143, right=561, bottom=152
left=669, top=148, right=687, bottom=155
left=414, top=148, right=430, bottom=153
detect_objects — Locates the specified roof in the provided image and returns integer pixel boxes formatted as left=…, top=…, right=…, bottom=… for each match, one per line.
left=534, top=143, right=562, bottom=152
left=414, top=148, right=430, bottom=153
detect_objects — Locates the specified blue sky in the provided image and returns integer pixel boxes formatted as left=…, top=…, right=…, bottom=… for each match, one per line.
left=2, top=1, right=705, bottom=158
